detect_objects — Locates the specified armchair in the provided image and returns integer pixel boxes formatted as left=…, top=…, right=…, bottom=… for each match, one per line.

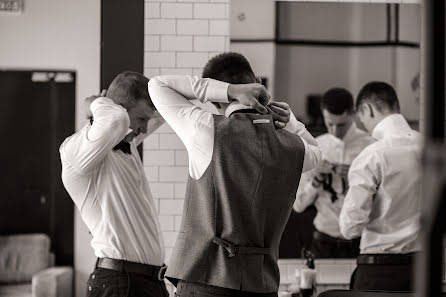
left=0, top=234, right=73, bottom=297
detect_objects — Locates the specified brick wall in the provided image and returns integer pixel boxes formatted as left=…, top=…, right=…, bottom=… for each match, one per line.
left=143, top=0, right=229, bottom=294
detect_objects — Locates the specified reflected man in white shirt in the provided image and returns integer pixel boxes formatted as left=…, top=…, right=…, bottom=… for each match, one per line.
left=294, top=88, right=374, bottom=258
left=60, top=72, right=169, bottom=297
left=148, top=52, right=322, bottom=296
left=340, top=81, right=422, bottom=291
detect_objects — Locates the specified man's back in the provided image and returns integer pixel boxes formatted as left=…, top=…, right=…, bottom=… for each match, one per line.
left=167, top=112, right=305, bottom=292
left=357, top=132, right=421, bottom=252
left=148, top=73, right=321, bottom=294
left=341, top=114, right=422, bottom=253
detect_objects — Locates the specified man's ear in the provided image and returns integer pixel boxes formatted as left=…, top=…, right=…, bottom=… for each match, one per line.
left=362, top=103, right=375, bottom=118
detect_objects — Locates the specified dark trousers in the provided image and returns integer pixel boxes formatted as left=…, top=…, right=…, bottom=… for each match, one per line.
left=175, top=280, right=278, bottom=297
left=86, top=267, right=169, bottom=297
left=350, top=254, right=416, bottom=291
left=311, top=230, right=360, bottom=258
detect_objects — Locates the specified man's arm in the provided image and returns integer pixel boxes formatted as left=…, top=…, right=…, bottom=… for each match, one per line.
left=148, top=75, right=280, bottom=179
left=147, top=76, right=229, bottom=149
left=339, top=149, right=381, bottom=239
left=293, top=171, right=320, bottom=212
left=62, top=97, right=129, bottom=174
left=281, top=110, right=321, bottom=172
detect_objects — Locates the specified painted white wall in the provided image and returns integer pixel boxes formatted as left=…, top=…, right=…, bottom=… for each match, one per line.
left=234, top=1, right=421, bottom=123
left=0, top=1, right=100, bottom=297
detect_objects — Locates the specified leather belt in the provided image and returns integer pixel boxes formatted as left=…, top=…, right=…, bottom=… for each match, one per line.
left=313, top=230, right=356, bottom=244
left=357, top=253, right=418, bottom=265
left=213, top=237, right=273, bottom=258
left=96, top=258, right=167, bottom=280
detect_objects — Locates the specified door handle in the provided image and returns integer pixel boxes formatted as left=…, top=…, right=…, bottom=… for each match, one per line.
left=40, top=194, right=47, bottom=205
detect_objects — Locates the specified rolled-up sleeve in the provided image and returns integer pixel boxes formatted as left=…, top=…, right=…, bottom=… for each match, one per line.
left=339, top=148, right=381, bottom=239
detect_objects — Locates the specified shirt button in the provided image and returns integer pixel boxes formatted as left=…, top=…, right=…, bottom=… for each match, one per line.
left=88, top=286, right=92, bottom=292
left=92, top=274, right=95, bottom=279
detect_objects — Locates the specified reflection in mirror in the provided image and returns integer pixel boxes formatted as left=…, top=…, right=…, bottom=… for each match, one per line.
left=230, top=1, right=420, bottom=258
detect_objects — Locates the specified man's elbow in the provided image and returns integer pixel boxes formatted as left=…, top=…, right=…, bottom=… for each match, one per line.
left=305, top=146, right=322, bottom=172
left=110, top=112, right=130, bottom=136
left=293, top=202, right=305, bottom=213
left=340, top=228, right=355, bottom=240
left=339, top=221, right=361, bottom=240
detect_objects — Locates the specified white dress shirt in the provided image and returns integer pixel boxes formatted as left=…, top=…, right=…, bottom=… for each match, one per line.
left=60, top=97, right=165, bottom=265
left=147, top=75, right=322, bottom=180
left=294, top=123, right=375, bottom=238
left=340, top=114, right=422, bottom=254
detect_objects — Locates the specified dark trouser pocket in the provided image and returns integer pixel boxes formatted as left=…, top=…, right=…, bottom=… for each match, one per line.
left=86, top=267, right=128, bottom=297
left=86, top=281, right=106, bottom=297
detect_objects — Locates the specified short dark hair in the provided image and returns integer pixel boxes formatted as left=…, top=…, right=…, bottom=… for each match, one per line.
left=321, top=88, right=354, bottom=115
left=106, top=71, right=155, bottom=109
left=356, top=81, right=400, bottom=113
left=202, top=52, right=256, bottom=84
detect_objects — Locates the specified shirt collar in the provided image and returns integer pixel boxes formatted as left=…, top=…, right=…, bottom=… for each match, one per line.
left=225, top=101, right=256, bottom=117
left=372, top=114, right=412, bottom=140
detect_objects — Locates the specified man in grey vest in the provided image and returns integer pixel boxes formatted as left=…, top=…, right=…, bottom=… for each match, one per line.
left=148, top=52, right=322, bottom=296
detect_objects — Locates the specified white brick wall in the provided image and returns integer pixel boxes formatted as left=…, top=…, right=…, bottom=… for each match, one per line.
left=144, top=5, right=229, bottom=295
left=161, top=3, right=193, bottom=19
left=145, top=0, right=230, bottom=79
left=161, top=36, right=193, bottom=51
left=194, top=36, right=226, bottom=51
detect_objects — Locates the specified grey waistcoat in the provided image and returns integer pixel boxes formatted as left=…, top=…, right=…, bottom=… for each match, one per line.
left=166, top=112, right=305, bottom=293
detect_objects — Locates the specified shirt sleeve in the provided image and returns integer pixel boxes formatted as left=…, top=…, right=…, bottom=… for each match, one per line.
left=293, top=171, right=319, bottom=212
left=284, top=111, right=322, bottom=173
left=339, top=148, right=381, bottom=239
left=61, top=97, right=129, bottom=174
left=147, top=75, right=229, bottom=179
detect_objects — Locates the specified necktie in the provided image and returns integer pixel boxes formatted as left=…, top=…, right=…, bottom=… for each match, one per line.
left=113, top=141, right=131, bottom=154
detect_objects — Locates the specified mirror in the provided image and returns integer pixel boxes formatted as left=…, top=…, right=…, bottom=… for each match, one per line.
left=230, top=0, right=421, bottom=258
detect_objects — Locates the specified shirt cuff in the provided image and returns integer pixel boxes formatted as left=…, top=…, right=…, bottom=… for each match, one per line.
left=206, top=79, right=230, bottom=103
left=287, top=111, right=306, bottom=136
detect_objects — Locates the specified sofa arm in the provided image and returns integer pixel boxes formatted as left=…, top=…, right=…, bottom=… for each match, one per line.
left=32, top=266, right=73, bottom=297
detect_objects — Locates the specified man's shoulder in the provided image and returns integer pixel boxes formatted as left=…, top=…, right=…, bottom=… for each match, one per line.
left=59, top=125, right=91, bottom=166
left=60, top=127, right=86, bottom=154
left=315, top=133, right=332, bottom=143
left=352, top=128, right=375, bottom=145
left=353, top=139, right=390, bottom=165
left=315, top=133, right=336, bottom=149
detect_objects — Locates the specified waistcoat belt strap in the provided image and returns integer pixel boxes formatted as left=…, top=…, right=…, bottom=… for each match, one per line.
left=213, top=237, right=274, bottom=258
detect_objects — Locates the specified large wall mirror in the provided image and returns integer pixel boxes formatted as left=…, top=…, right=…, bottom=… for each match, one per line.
left=230, top=0, right=421, bottom=258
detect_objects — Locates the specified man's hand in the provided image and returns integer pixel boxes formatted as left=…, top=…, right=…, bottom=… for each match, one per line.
left=313, top=160, right=333, bottom=183
left=333, top=164, right=350, bottom=180
left=85, top=89, right=107, bottom=120
left=227, top=83, right=269, bottom=114
left=267, top=101, right=291, bottom=129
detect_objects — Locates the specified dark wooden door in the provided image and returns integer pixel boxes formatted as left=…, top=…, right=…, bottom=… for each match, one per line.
left=0, top=70, right=75, bottom=265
